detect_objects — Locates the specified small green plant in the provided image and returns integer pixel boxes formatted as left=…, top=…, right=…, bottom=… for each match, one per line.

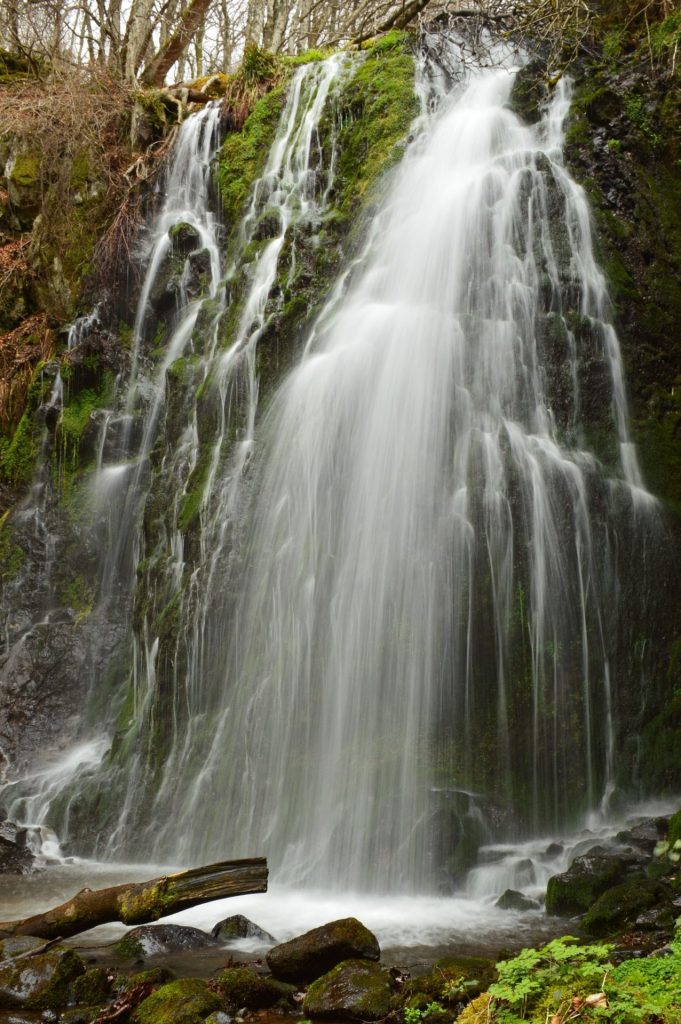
left=607, top=138, right=623, bottom=154
left=405, top=1006, right=423, bottom=1024
left=625, top=95, right=661, bottom=146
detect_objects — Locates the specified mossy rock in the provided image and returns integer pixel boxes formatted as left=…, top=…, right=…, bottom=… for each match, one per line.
left=126, top=967, right=177, bottom=989
left=303, top=958, right=394, bottom=1021
left=132, top=978, right=223, bottom=1024
left=216, top=967, right=295, bottom=1009
left=545, top=854, right=626, bottom=915
left=71, top=966, right=113, bottom=1006
left=0, top=946, right=85, bottom=1010
left=266, top=916, right=380, bottom=984
left=582, top=879, right=673, bottom=936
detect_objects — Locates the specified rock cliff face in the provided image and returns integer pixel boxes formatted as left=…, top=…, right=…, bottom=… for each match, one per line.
left=0, top=28, right=680, bottom=864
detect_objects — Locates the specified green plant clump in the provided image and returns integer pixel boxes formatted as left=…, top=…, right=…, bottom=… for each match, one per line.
left=458, top=934, right=681, bottom=1024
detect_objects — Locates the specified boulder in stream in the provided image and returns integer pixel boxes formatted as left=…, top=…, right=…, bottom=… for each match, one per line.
left=545, top=853, right=626, bottom=915
left=211, top=913, right=276, bottom=944
left=132, top=978, right=222, bottom=1024
left=303, top=959, right=394, bottom=1021
left=495, top=889, right=540, bottom=911
left=114, top=924, right=217, bottom=960
left=217, top=966, right=295, bottom=1009
left=0, top=946, right=85, bottom=1010
left=266, top=917, right=380, bottom=984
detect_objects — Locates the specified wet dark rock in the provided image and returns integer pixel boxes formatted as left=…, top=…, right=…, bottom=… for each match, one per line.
left=71, top=967, right=113, bottom=1006
left=185, top=249, right=212, bottom=299
left=169, top=222, right=201, bottom=256
left=545, top=853, right=626, bottom=915
left=0, top=833, right=34, bottom=875
left=217, top=966, right=295, bottom=1009
left=544, top=842, right=564, bottom=858
left=148, top=253, right=183, bottom=313
left=303, top=959, right=394, bottom=1021
left=211, top=914, right=276, bottom=944
left=495, top=889, right=540, bottom=912
left=0, top=946, right=85, bottom=1009
left=114, top=924, right=217, bottom=960
left=266, top=917, right=380, bottom=984
left=582, top=879, right=673, bottom=936
left=132, top=978, right=222, bottom=1024
left=616, top=818, right=669, bottom=854
left=253, top=209, right=281, bottom=241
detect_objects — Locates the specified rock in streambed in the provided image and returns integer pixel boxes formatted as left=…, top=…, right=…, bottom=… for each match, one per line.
left=266, top=916, right=380, bottom=984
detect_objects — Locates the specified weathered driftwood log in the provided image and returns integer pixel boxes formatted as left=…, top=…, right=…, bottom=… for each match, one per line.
left=0, top=857, right=268, bottom=941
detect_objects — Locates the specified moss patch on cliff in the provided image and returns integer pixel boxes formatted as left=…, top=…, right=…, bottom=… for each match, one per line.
left=333, top=32, right=418, bottom=222
left=216, top=86, right=287, bottom=227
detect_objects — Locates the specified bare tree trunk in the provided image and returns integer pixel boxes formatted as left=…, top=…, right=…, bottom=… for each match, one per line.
left=0, top=859, right=268, bottom=941
left=140, top=0, right=213, bottom=84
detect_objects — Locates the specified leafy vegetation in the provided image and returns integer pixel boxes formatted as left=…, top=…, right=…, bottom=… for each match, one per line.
left=457, top=934, right=681, bottom=1024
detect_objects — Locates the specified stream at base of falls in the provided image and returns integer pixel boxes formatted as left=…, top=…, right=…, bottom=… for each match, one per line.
left=2, top=798, right=675, bottom=970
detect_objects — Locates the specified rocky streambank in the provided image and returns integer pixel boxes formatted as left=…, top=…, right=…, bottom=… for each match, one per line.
left=2, top=808, right=681, bottom=1024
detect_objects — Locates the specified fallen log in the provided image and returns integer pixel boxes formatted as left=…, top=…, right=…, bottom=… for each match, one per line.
left=0, top=857, right=268, bottom=941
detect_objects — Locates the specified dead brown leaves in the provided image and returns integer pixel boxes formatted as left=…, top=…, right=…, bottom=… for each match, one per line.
left=0, top=313, right=54, bottom=433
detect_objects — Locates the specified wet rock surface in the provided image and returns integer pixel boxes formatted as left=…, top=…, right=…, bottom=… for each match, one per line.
left=302, top=958, right=394, bottom=1021
left=266, top=917, right=380, bottom=984
left=211, top=914, right=276, bottom=944
left=114, top=925, right=218, bottom=960
left=0, top=946, right=84, bottom=1009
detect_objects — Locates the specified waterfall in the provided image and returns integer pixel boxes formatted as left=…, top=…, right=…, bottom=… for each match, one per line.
left=144, top=53, right=653, bottom=891
left=2, top=41, right=659, bottom=896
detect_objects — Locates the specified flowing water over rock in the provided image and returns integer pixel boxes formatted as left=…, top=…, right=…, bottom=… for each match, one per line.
left=0, top=41, right=666, bottom=900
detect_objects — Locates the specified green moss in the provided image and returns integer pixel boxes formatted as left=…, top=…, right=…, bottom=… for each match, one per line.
left=71, top=967, right=112, bottom=1006
left=0, top=407, right=39, bottom=485
left=9, top=151, right=40, bottom=186
left=216, top=86, right=287, bottom=225
left=132, top=978, right=223, bottom=1024
left=217, top=967, right=295, bottom=1009
left=0, top=515, right=26, bottom=581
left=127, top=967, right=177, bottom=988
left=582, top=879, right=671, bottom=936
left=333, top=35, right=418, bottom=220
left=0, top=947, right=85, bottom=1010
left=669, top=808, right=681, bottom=845
left=282, top=48, right=332, bottom=66
left=59, top=573, right=95, bottom=621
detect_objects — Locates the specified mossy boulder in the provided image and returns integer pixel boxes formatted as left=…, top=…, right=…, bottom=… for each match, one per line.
left=303, top=959, right=394, bottom=1021
left=668, top=808, right=681, bottom=845
left=266, top=917, right=380, bottom=984
left=6, top=149, right=41, bottom=225
left=582, top=879, right=673, bottom=936
left=132, top=978, right=223, bottom=1024
left=0, top=946, right=85, bottom=1010
left=211, top=914, right=276, bottom=943
left=169, top=221, right=201, bottom=255
left=216, top=966, right=295, bottom=1009
left=545, top=853, right=626, bottom=915
left=71, top=966, right=113, bottom=1006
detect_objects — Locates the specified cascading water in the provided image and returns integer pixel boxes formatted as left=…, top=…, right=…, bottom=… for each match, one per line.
left=139, top=48, right=655, bottom=891
left=2, top=39, right=662, bottom=900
